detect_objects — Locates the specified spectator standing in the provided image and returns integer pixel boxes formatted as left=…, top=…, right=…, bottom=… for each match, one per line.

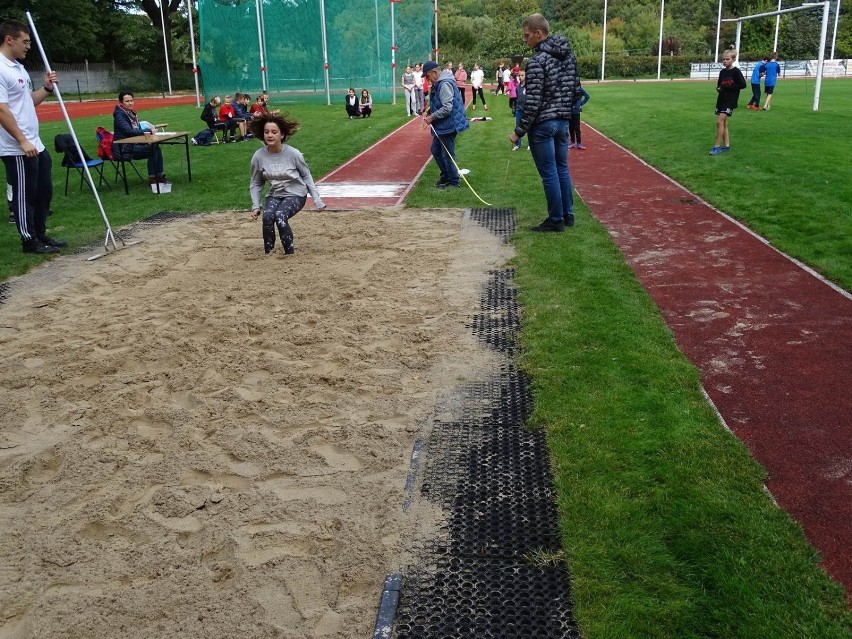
left=112, top=91, right=169, bottom=184
left=747, top=56, right=767, bottom=110
left=507, top=72, right=518, bottom=112
left=470, top=63, right=488, bottom=111
left=509, top=13, right=579, bottom=232
left=248, top=113, right=325, bottom=255
left=401, top=65, right=417, bottom=116
left=495, top=62, right=506, bottom=94
left=413, top=63, right=424, bottom=115
left=710, top=49, right=746, bottom=155
left=422, top=60, right=469, bottom=190
left=511, top=70, right=528, bottom=151
left=454, top=62, right=467, bottom=105
left=569, top=81, right=590, bottom=149
left=761, top=52, right=781, bottom=110
left=0, top=19, right=65, bottom=254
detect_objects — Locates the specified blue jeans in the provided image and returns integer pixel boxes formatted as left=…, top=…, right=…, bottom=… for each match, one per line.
left=529, top=119, right=573, bottom=222
left=514, top=110, right=527, bottom=147
left=430, top=131, right=459, bottom=185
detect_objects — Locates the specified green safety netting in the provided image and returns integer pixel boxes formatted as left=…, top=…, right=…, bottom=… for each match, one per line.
left=199, top=0, right=434, bottom=103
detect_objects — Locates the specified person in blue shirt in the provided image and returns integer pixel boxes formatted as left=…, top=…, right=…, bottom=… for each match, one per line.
left=761, top=52, right=781, bottom=110
left=422, top=60, right=469, bottom=189
left=569, top=81, right=590, bottom=149
left=747, top=56, right=767, bottom=110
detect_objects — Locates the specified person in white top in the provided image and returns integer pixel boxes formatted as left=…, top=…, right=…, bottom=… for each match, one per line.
left=0, top=19, right=65, bottom=254
left=413, top=63, right=424, bottom=115
left=502, top=66, right=512, bottom=91
left=469, top=63, right=488, bottom=112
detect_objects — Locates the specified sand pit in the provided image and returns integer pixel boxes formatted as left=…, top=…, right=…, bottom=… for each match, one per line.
left=0, top=208, right=511, bottom=638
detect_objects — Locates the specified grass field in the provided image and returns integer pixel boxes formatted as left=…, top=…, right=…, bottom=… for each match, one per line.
left=3, top=82, right=850, bottom=637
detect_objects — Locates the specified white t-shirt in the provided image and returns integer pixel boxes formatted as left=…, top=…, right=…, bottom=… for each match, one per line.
left=414, top=70, right=423, bottom=88
left=0, top=55, right=44, bottom=156
left=502, top=68, right=511, bottom=83
left=471, top=69, right=484, bottom=89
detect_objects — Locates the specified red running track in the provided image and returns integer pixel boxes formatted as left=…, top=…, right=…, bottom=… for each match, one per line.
left=571, top=124, right=852, bottom=597
left=38, top=95, right=198, bottom=123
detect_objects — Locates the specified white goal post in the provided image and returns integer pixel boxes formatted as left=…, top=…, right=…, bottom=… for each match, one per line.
left=720, top=1, right=831, bottom=111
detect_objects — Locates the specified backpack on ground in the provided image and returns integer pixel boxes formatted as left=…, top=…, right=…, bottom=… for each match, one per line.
left=193, top=129, right=214, bottom=146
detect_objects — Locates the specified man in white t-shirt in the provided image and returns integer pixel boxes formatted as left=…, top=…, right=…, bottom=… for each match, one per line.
left=470, top=63, right=488, bottom=111
left=0, top=19, right=64, bottom=254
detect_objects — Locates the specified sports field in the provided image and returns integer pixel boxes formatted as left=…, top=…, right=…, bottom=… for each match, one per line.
left=1, top=79, right=850, bottom=637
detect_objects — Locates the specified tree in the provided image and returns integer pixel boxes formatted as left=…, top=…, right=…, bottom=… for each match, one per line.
left=1, top=0, right=103, bottom=62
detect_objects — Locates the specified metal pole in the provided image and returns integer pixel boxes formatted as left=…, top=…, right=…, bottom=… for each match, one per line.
left=391, top=0, right=397, bottom=105
left=159, top=0, right=173, bottom=94
left=715, top=0, right=723, bottom=62
left=813, top=0, right=830, bottom=109
left=320, top=0, right=331, bottom=105
left=259, top=0, right=268, bottom=91
left=375, top=0, right=381, bottom=84
left=735, top=20, right=742, bottom=60
left=434, top=0, right=439, bottom=63
left=601, top=0, right=608, bottom=81
left=254, top=0, right=267, bottom=92
left=25, top=12, right=119, bottom=251
left=187, top=0, right=200, bottom=106
left=656, top=0, right=665, bottom=80
left=774, top=0, right=782, bottom=51
left=830, top=0, right=841, bottom=59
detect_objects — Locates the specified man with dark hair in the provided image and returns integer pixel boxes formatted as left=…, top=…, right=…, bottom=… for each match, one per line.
left=509, top=13, right=579, bottom=232
left=0, top=19, right=65, bottom=253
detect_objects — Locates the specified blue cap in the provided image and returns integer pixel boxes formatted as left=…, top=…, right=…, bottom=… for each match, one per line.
left=422, top=61, right=439, bottom=74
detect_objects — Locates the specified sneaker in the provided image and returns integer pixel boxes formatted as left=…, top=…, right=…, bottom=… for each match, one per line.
left=762, top=105, right=770, bottom=110
left=512, top=144, right=520, bottom=151
left=568, top=143, right=576, bottom=149
left=8, top=213, right=14, bottom=224
left=437, top=182, right=460, bottom=190
left=38, top=235, right=67, bottom=248
left=191, top=137, right=198, bottom=145
left=284, top=246, right=295, bottom=255
left=564, top=214, right=575, bottom=227
left=435, top=179, right=449, bottom=187
left=576, top=144, right=586, bottom=150
left=484, top=105, right=489, bottom=111
left=531, top=218, right=565, bottom=233
left=709, top=146, right=723, bottom=155
left=720, top=146, right=730, bottom=153
left=471, top=105, right=476, bottom=111
left=22, top=239, right=59, bottom=254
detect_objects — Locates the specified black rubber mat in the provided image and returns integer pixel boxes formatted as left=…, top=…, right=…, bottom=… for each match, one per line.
left=392, top=209, right=580, bottom=638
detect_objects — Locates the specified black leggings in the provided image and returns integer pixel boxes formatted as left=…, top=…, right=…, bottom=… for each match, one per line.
left=749, top=83, right=761, bottom=106
left=472, top=87, right=486, bottom=106
left=263, top=195, right=306, bottom=253
left=569, top=112, right=582, bottom=144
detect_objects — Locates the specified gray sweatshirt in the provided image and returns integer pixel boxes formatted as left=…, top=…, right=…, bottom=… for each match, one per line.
left=249, top=145, right=325, bottom=210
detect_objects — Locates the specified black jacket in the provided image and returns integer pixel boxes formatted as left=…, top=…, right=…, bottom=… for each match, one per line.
left=515, top=34, right=578, bottom=136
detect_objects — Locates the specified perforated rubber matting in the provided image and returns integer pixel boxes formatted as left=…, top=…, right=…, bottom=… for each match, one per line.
left=392, top=208, right=580, bottom=638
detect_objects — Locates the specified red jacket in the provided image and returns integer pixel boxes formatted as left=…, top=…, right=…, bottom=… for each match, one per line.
left=218, top=103, right=236, bottom=122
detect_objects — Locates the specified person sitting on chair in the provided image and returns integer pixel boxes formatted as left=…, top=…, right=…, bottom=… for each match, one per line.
left=232, top=92, right=254, bottom=139
left=111, top=91, right=167, bottom=185
left=218, top=95, right=246, bottom=142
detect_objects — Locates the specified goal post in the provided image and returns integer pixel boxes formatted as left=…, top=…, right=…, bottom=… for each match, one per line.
left=721, top=1, right=831, bottom=111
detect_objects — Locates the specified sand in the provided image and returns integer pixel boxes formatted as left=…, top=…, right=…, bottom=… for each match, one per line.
left=0, top=208, right=511, bottom=638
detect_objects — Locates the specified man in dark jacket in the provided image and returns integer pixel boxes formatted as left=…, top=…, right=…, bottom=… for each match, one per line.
left=510, top=13, right=578, bottom=232
left=423, top=60, right=469, bottom=189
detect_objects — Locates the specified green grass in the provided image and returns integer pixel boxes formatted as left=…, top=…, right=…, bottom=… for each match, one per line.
left=580, top=77, right=852, bottom=291
left=4, top=88, right=851, bottom=636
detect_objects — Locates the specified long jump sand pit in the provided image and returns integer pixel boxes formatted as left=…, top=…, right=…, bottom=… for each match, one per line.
left=0, top=208, right=511, bottom=638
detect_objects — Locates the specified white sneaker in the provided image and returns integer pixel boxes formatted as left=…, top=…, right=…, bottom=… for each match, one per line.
left=190, top=138, right=198, bottom=145
left=512, top=144, right=520, bottom=151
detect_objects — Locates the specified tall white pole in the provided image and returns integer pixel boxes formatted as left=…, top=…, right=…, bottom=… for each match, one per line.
left=159, top=0, right=173, bottom=94
left=656, top=0, right=665, bottom=79
left=25, top=12, right=118, bottom=251
left=254, top=0, right=267, bottom=92
left=830, top=0, right=841, bottom=58
left=320, top=0, right=331, bottom=105
left=813, top=0, right=830, bottom=110
left=601, top=0, right=608, bottom=81
left=259, top=0, right=268, bottom=90
left=434, top=0, right=439, bottom=63
left=186, top=0, right=200, bottom=107
left=391, top=0, right=397, bottom=105
left=774, top=0, right=782, bottom=51
left=735, top=20, right=742, bottom=60
left=715, top=0, right=723, bottom=62
left=375, top=0, right=381, bottom=81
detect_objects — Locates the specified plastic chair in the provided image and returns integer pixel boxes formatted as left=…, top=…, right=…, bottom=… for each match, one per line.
left=54, top=134, right=110, bottom=196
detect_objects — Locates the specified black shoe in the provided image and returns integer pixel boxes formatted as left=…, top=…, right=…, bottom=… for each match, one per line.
left=435, top=179, right=449, bottom=187
left=22, top=240, right=60, bottom=254
left=438, top=182, right=460, bottom=190
left=284, top=246, right=295, bottom=255
left=531, top=218, right=565, bottom=233
left=8, top=213, right=14, bottom=224
left=38, top=235, right=67, bottom=248
left=563, top=215, right=575, bottom=227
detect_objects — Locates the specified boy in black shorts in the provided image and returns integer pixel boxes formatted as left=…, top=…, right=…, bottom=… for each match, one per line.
left=710, top=50, right=746, bottom=155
